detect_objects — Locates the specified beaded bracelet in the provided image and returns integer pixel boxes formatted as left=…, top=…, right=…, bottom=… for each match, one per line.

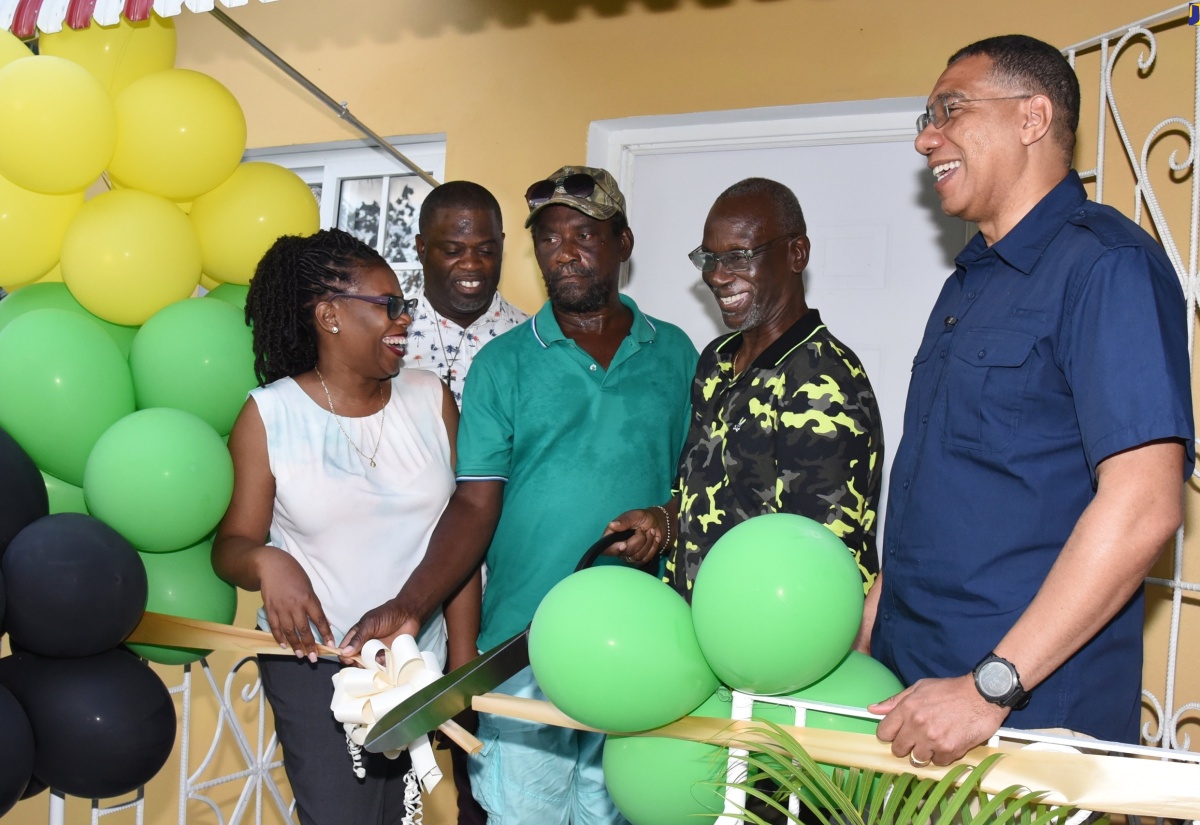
left=651, top=504, right=673, bottom=556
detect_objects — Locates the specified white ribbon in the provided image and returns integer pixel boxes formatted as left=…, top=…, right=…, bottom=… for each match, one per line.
left=330, top=635, right=444, bottom=793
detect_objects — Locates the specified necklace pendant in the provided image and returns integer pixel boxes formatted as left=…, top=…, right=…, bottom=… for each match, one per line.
left=369, top=458, right=377, bottom=468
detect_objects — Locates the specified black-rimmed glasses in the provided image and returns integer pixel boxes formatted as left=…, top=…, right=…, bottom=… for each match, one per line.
left=916, top=93, right=1033, bottom=133
left=688, top=234, right=795, bottom=273
left=525, top=172, right=612, bottom=208
left=330, top=293, right=419, bottom=320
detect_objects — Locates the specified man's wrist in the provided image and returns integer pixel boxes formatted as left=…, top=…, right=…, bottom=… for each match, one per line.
left=972, top=652, right=1031, bottom=710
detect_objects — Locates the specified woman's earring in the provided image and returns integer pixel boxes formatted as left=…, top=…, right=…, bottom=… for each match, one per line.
left=331, top=326, right=339, bottom=334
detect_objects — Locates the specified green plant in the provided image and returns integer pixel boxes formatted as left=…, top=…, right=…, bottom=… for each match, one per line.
left=714, top=721, right=1103, bottom=825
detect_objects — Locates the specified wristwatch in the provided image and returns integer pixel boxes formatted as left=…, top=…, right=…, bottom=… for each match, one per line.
left=972, top=652, right=1031, bottom=710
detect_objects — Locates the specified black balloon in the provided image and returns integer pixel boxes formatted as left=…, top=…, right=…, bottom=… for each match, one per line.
left=20, top=775, right=47, bottom=801
left=0, top=426, right=48, bottom=560
left=0, top=650, right=176, bottom=799
left=0, top=684, right=34, bottom=817
left=2, top=513, right=147, bottom=657
left=0, top=565, right=6, bottom=636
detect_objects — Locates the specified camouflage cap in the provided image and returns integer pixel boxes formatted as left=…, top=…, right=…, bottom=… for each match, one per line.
left=524, top=166, right=627, bottom=228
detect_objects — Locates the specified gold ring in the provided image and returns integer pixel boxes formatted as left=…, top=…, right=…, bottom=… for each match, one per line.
left=909, top=753, right=931, bottom=768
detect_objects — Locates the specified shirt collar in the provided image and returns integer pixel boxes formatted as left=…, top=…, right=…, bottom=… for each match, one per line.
left=714, top=308, right=825, bottom=370
left=530, top=293, right=655, bottom=349
left=956, top=170, right=1087, bottom=275
left=415, top=290, right=504, bottom=330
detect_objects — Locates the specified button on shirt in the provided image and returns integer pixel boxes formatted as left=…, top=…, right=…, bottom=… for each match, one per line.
left=667, top=309, right=883, bottom=598
left=456, top=295, right=698, bottom=649
left=404, top=291, right=528, bottom=407
left=873, top=171, right=1194, bottom=741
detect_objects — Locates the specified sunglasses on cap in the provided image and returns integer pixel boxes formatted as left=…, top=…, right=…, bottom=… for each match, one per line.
left=524, top=172, right=613, bottom=209
left=330, top=293, right=419, bottom=320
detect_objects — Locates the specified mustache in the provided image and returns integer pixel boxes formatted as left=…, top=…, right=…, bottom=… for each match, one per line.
left=546, top=263, right=596, bottom=281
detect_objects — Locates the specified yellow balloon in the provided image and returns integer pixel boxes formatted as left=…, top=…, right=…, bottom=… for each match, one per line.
left=0, top=172, right=85, bottom=288
left=108, top=69, right=246, bottom=201
left=60, top=189, right=201, bottom=325
left=39, top=13, right=175, bottom=97
left=0, top=56, right=116, bottom=195
left=199, top=273, right=221, bottom=290
left=2, top=264, right=65, bottom=292
left=0, top=30, right=33, bottom=70
left=190, top=162, right=320, bottom=285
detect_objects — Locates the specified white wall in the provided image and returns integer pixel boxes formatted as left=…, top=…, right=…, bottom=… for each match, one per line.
left=590, top=99, right=970, bottom=547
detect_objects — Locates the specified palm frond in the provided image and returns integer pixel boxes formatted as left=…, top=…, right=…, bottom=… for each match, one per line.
left=714, top=721, right=1106, bottom=825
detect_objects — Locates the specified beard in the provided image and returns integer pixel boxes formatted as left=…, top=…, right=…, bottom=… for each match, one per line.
left=543, top=265, right=612, bottom=313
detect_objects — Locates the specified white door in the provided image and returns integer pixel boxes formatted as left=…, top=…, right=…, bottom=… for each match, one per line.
left=589, top=99, right=969, bottom=548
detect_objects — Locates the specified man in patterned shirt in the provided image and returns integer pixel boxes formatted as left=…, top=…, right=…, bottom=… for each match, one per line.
left=408, top=180, right=526, bottom=824
left=408, top=180, right=527, bottom=407
left=608, top=177, right=883, bottom=597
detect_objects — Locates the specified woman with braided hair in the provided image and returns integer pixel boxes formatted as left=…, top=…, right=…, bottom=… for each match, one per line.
left=214, top=228, right=474, bottom=825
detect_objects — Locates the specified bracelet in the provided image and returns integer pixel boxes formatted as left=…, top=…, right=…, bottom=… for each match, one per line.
left=650, top=505, right=673, bottom=556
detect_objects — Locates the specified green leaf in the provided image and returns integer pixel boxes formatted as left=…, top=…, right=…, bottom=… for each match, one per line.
left=714, top=720, right=1096, bottom=825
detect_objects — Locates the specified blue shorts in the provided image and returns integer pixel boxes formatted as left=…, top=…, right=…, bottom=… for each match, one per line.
left=468, top=666, right=628, bottom=825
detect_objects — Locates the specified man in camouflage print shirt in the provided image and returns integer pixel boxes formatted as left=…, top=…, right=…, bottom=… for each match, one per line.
left=607, top=178, right=883, bottom=598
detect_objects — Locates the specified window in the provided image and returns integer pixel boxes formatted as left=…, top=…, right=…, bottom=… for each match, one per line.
left=247, top=136, right=445, bottom=296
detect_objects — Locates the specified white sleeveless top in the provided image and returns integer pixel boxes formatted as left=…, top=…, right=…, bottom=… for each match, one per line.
left=250, top=368, right=454, bottom=665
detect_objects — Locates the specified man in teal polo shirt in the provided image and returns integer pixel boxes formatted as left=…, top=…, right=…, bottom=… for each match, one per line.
left=343, top=165, right=697, bottom=824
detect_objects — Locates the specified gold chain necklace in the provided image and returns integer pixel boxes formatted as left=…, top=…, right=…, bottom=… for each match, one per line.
left=314, top=367, right=386, bottom=468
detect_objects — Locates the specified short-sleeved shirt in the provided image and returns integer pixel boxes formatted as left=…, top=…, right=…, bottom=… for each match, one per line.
left=666, top=309, right=883, bottom=598
left=873, top=171, right=1195, bottom=741
left=457, top=295, right=699, bottom=649
left=404, top=290, right=528, bottom=407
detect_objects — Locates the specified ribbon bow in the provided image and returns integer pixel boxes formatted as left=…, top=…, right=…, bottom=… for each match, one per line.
left=330, top=636, right=444, bottom=791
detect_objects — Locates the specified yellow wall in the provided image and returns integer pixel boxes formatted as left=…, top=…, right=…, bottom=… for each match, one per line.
left=168, top=0, right=1179, bottom=311
left=8, top=1, right=1198, bottom=822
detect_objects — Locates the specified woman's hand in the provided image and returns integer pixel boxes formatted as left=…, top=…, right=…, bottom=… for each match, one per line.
left=258, top=551, right=334, bottom=662
left=339, top=599, right=422, bottom=665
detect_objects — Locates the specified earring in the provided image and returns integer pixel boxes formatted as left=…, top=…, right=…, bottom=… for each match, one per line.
left=331, top=326, right=339, bottom=334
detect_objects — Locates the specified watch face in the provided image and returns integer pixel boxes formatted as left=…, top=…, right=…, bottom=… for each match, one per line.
left=977, top=660, right=1015, bottom=698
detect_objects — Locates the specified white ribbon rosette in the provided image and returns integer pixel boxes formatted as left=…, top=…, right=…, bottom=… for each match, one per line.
left=330, top=635, right=444, bottom=792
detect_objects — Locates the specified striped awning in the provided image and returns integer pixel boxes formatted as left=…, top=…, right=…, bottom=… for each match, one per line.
left=1, top=0, right=279, bottom=39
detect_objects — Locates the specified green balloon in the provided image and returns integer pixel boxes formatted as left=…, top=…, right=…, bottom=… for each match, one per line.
left=757, top=652, right=902, bottom=807
left=130, top=297, right=255, bottom=436
left=783, top=651, right=902, bottom=734
left=83, top=408, right=233, bottom=552
left=204, top=282, right=249, bottom=313
left=691, top=514, right=865, bottom=695
left=603, top=690, right=813, bottom=825
left=126, top=536, right=237, bottom=665
left=0, top=283, right=138, bottom=356
left=40, top=470, right=88, bottom=515
left=529, top=566, right=718, bottom=732
left=603, top=690, right=732, bottom=825
left=0, top=309, right=135, bottom=485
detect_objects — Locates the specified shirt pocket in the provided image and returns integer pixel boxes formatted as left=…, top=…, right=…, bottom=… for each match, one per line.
left=906, top=333, right=941, bottom=426
left=944, top=329, right=1037, bottom=452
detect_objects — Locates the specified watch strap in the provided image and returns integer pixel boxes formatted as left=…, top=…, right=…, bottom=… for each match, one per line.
left=973, top=652, right=1031, bottom=710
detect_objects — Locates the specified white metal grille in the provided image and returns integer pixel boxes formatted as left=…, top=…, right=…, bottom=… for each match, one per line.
left=1061, top=3, right=1200, bottom=766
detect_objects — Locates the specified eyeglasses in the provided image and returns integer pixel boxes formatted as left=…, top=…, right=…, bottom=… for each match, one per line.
left=330, top=293, right=419, bottom=320
left=525, top=172, right=613, bottom=208
left=688, top=234, right=795, bottom=273
left=916, top=93, right=1033, bottom=133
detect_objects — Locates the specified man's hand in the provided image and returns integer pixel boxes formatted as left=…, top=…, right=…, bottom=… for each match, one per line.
left=869, top=674, right=1009, bottom=766
left=339, top=598, right=421, bottom=665
left=604, top=508, right=664, bottom=565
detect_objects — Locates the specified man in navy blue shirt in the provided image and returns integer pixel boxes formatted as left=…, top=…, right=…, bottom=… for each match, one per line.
left=861, top=34, right=1194, bottom=767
